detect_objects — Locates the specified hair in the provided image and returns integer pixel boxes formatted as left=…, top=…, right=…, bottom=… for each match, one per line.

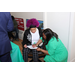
left=29, top=25, right=36, bottom=29
left=43, top=28, right=58, bottom=45
left=26, top=18, right=39, bottom=27
left=11, top=16, right=14, bottom=20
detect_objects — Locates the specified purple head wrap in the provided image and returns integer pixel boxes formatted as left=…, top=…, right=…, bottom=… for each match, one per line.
left=26, top=18, right=39, bottom=27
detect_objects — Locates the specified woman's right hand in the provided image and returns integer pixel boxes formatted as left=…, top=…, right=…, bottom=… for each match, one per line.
left=24, top=44, right=27, bottom=48
left=32, top=44, right=37, bottom=48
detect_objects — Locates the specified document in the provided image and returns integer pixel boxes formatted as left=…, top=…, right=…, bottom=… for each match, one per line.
left=27, top=45, right=38, bottom=49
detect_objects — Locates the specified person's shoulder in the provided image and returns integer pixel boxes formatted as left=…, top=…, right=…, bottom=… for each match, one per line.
left=47, top=37, right=58, bottom=46
left=50, top=37, right=62, bottom=45
left=24, top=28, right=30, bottom=34
left=25, top=28, right=30, bottom=31
left=49, top=37, right=57, bottom=43
left=37, top=26, right=42, bottom=32
left=37, top=26, right=41, bottom=30
left=2, top=12, right=10, bottom=14
left=0, top=12, right=10, bottom=16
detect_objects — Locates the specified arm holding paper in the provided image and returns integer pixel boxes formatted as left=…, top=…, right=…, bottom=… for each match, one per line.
left=32, top=39, right=42, bottom=48
left=32, top=36, right=49, bottom=55
left=23, top=39, right=42, bottom=49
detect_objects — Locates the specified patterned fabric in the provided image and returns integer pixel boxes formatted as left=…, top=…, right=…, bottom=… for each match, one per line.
left=22, top=27, right=42, bottom=46
left=27, top=34, right=32, bottom=42
left=23, top=48, right=38, bottom=62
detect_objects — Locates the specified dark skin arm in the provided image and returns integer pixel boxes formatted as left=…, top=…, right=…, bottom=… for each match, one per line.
left=32, top=38, right=49, bottom=55
left=36, top=48, right=49, bottom=55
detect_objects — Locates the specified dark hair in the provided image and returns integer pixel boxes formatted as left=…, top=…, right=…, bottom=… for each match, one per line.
left=11, top=16, right=14, bottom=20
left=29, top=25, right=36, bottom=29
left=43, top=28, right=58, bottom=45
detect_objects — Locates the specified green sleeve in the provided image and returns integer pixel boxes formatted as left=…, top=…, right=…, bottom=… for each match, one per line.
left=40, top=37, right=44, bottom=42
left=47, top=38, right=57, bottom=55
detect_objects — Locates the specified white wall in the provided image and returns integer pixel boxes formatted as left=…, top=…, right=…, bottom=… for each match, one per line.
left=46, top=12, right=70, bottom=49
left=10, top=12, right=43, bottom=40
left=44, top=12, right=75, bottom=62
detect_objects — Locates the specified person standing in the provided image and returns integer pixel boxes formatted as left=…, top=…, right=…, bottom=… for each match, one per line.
left=0, top=12, right=14, bottom=62
left=11, top=16, right=19, bottom=41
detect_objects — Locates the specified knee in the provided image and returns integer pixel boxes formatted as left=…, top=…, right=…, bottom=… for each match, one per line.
left=32, top=49, right=38, bottom=53
left=23, top=48, right=30, bottom=53
left=24, top=48, right=28, bottom=51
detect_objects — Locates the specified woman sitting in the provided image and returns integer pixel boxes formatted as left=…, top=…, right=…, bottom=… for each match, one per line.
left=22, top=18, right=43, bottom=62
left=32, top=28, right=68, bottom=62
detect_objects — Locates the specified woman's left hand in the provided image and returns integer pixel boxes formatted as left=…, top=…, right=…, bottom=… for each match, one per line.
left=36, top=48, right=42, bottom=51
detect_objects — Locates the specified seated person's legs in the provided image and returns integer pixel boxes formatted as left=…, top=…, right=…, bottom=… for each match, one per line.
left=23, top=48, right=30, bottom=62
left=32, top=49, right=38, bottom=62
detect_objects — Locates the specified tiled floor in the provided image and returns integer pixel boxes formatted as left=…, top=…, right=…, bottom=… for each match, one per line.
left=13, top=39, right=44, bottom=62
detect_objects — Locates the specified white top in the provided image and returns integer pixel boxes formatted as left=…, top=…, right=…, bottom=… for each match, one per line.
left=30, top=28, right=40, bottom=45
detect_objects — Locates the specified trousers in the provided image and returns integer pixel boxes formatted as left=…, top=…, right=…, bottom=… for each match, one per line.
left=0, top=52, right=12, bottom=62
left=23, top=48, right=38, bottom=62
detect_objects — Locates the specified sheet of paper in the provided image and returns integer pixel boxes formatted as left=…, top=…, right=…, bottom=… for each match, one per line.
left=27, top=45, right=38, bottom=49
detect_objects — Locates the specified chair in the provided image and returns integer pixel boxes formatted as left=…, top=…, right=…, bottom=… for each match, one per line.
left=22, top=30, right=46, bottom=62
left=28, top=51, right=46, bottom=62
left=22, top=43, right=46, bottom=62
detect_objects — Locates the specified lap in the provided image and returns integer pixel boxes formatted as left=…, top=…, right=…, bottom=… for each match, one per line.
left=23, top=48, right=38, bottom=54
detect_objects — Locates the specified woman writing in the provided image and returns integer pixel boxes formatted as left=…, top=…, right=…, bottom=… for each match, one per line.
left=32, top=28, right=68, bottom=62
left=22, top=18, right=43, bottom=62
